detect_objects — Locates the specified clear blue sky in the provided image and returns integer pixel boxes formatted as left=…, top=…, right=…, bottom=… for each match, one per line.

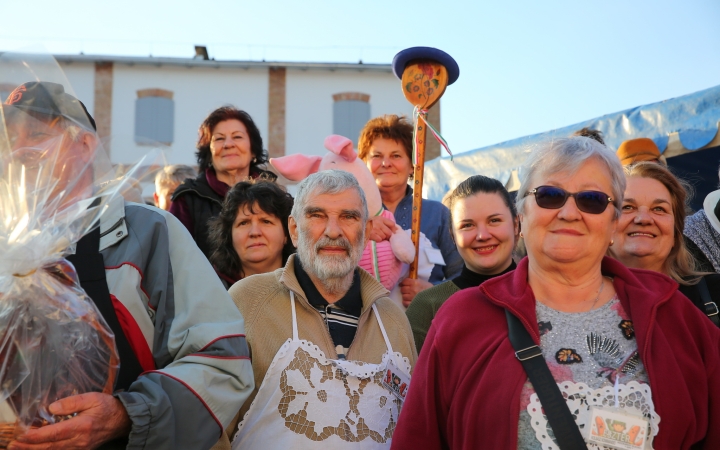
left=1, top=0, right=718, bottom=154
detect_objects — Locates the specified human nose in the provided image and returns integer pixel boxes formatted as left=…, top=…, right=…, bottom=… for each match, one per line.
left=248, top=220, right=262, bottom=236
left=556, top=196, right=582, bottom=220
left=633, top=207, right=653, bottom=224
left=476, top=224, right=490, bottom=241
left=324, top=216, right=343, bottom=239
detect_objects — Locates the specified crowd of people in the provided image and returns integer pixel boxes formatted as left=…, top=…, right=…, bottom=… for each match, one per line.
left=2, top=80, right=720, bottom=449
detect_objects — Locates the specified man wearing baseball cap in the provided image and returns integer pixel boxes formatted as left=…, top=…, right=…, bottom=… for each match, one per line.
left=2, top=81, right=254, bottom=450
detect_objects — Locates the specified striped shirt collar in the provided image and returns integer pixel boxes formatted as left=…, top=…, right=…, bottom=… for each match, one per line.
left=294, top=257, right=363, bottom=317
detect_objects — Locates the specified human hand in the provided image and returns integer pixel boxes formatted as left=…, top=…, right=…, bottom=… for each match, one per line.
left=400, top=278, right=433, bottom=307
left=368, top=216, right=395, bottom=242
left=9, top=393, right=131, bottom=450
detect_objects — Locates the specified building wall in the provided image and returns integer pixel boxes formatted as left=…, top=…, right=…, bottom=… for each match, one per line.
left=109, top=64, right=269, bottom=165
left=57, top=59, right=417, bottom=167
left=285, top=69, right=414, bottom=157
left=59, top=62, right=95, bottom=115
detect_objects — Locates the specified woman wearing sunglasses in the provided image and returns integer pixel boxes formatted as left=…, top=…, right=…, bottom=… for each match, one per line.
left=608, top=162, right=720, bottom=325
left=392, top=137, right=720, bottom=449
left=405, top=175, right=518, bottom=353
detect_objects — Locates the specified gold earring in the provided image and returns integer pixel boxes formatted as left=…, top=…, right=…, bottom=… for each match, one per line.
left=610, top=239, right=614, bottom=246
left=519, top=232, right=524, bottom=238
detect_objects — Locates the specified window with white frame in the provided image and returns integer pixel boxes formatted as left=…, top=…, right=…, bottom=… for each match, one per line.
left=332, top=92, right=370, bottom=146
left=135, top=88, right=174, bottom=145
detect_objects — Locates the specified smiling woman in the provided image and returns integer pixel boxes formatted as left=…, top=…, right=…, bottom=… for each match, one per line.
left=608, top=162, right=720, bottom=325
left=405, top=175, right=518, bottom=352
left=169, top=106, right=275, bottom=259
left=392, top=137, right=720, bottom=450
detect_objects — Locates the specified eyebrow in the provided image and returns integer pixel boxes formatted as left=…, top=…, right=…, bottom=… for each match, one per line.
left=624, top=198, right=671, bottom=205
left=305, top=206, right=325, bottom=215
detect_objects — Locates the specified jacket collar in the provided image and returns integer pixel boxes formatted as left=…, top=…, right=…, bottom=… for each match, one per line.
left=279, top=254, right=390, bottom=316
left=479, top=256, right=679, bottom=344
left=98, top=196, right=128, bottom=251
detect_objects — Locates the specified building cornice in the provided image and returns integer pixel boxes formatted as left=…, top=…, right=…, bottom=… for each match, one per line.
left=52, top=54, right=392, bottom=72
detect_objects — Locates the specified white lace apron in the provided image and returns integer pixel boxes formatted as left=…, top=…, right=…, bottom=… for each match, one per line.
left=232, top=291, right=411, bottom=449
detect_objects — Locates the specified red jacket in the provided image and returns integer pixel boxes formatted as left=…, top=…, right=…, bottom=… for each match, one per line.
left=391, top=257, right=720, bottom=449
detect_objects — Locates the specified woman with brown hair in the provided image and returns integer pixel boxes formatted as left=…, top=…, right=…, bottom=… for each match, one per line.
left=358, top=115, right=462, bottom=306
left=170, top=106, right=274, bottom=259
left=609, top=161, right=720, bottom=324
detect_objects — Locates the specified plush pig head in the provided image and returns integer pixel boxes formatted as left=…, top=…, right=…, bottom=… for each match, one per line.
left=270, top=135, right=384, bottom=216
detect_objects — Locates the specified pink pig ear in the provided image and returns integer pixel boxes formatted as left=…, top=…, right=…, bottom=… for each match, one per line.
left=270, top=155, right=322, bottom=181
left=324, top=135, right=357, bottom=162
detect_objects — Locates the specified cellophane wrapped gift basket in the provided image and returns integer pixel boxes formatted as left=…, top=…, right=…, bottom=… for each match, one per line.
left=0, top=51, right=161, bottom=446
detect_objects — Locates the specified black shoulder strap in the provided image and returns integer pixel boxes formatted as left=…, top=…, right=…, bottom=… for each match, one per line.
left=67, top=227, right=145, bottom=391
left=505, top=309, right=588, bottom=449
left=697, top=277, right=720, bottom=327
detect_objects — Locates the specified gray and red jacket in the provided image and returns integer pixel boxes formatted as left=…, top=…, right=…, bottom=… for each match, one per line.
left=96, top=197, right=253, bottom=449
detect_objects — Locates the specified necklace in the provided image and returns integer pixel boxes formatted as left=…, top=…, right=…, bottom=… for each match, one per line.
left=585, top=278, right=606, bottom=311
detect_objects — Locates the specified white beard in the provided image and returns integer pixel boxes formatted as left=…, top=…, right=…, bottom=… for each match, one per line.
left=296, top=229, right=365, bottom=296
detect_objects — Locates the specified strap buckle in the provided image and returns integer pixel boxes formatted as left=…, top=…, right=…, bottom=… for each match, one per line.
left=515, top=345, right=542, bottom=361
left=705, top=302, right=719, bottom=317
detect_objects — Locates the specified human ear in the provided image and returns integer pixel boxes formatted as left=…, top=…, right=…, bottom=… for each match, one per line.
left=288, top=216, right=299, bottom=247
left=363, top=218, right=373, bottom=247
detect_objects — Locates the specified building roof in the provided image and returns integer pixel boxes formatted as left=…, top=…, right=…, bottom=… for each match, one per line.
left=54, top=54, right=392, bottom=72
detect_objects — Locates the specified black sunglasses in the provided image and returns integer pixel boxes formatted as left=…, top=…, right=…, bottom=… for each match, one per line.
left=526, top=186, right=613, bottom=214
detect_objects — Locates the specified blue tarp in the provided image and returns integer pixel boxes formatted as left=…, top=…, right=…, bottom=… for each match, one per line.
left=424, top=84, right=720, bottom=201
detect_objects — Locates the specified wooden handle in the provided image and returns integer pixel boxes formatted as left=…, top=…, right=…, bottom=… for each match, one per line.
left=400, top=61, right=449, bottom=279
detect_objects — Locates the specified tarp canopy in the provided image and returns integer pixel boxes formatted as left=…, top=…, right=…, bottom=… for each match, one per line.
left=424, top=84, right=720, bottom=201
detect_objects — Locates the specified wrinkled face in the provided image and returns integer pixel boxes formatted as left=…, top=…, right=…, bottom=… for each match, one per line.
left=365, top=138, right=413, bottom=191
left=611, top=176, right=675, bottom=271
left=521, top=158, right=617, bottom=268
left=290, top=190, right=370, bottom=281
left=4, top=112, right=94, bottom=208
left=452, top=192, right=518, bottom=275
left=210, top=119, right=252, bottom=174
left=232, top=202, right=287, bottom=270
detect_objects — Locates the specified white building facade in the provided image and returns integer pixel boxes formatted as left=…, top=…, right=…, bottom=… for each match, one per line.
left=16, top=54, right=443, bottom=167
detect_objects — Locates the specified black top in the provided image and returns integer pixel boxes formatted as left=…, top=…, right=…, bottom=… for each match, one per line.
left=294, top=258, right=363, bottom=351
left=452, top=260, right=518, bottom=290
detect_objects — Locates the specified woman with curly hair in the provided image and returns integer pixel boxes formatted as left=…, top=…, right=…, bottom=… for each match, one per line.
left=170, top=106, right=274, bottom=259
left=208, top=180, right=295, bottom=288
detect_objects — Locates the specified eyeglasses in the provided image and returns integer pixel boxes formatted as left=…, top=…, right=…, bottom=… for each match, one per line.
left=527, top=186, right=613, bottom=214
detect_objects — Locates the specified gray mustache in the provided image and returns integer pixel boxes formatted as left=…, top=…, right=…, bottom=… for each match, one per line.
left=314, top=237, right=352, bottom=254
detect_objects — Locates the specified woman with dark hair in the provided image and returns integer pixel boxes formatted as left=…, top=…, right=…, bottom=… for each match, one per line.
left=405, top=175, right=519, bottom=352
left=609, top=162, right=720, bottom=325
left=170, top=106, right=274, bottom=258
left=208, top=180, right=294, bottom=289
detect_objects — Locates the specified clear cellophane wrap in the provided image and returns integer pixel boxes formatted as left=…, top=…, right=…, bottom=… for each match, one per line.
left=0, top=50, right=164, bottom=446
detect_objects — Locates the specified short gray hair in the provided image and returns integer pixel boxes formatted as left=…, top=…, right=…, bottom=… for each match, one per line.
left=291, top=170, right=368, bottom=222
left=516, top=136, right=626, bottom=219
left=155, top=164, right=197, bottom=191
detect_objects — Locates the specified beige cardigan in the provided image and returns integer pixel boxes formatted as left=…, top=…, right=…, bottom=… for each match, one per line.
left=212, top=255, right=418, bottom=449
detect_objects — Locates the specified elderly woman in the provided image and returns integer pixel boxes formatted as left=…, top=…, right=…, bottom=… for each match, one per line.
left=208, top=180, right=295, bottom=289
left=406, top=175, right=518, bottom=352
left=170, top=106, right=273, bottom=259
left=609, top=162, right=720, bottom=325
left=392, top=137, right=720, bottom=449
left=358, top=115, right=462, bottom=304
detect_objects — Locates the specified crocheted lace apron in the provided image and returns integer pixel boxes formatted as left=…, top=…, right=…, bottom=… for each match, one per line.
left=232, top=291, right=411, bottom=449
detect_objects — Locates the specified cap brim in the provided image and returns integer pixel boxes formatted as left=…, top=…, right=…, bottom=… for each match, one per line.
left=392, top=47, right=459, bottom=85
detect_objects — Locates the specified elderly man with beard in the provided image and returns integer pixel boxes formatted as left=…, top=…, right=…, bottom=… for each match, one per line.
left=219, top=170, right=417, bottom=449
